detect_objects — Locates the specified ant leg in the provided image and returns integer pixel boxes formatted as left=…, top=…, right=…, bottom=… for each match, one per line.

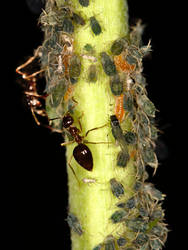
left=68, top=155, right=80, bottom=186
left=85, top=141, right=111, bottom=145
left=61, top=140, right=75, bottom=147
left=31, top=108, right=41, bottom=126
left=24, top=68, right=45, bottom=80
left=85, top=123, right=107, bottom=137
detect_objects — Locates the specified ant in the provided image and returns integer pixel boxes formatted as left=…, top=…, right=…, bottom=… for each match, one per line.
left=60, top=113, right=108, bottom=172
left=16, top=47, right=48, bottom=125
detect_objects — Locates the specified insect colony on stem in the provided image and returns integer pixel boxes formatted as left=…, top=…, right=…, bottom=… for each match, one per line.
left=16, top=1, right=167, bottom=249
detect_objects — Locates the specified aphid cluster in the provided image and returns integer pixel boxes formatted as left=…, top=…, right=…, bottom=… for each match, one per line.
left=94, top=22, right=168, bottom=250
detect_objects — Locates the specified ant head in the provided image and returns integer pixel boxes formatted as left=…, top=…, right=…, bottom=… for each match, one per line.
left=62, top=114, right=74, bottom=128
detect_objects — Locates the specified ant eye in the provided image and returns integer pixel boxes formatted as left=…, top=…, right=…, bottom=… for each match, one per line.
left=62, top=115, right=74, bottom=128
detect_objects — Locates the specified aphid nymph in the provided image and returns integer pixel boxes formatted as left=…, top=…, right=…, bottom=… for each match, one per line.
left=67, top=213, right=83, bottom=236
left=110, top=178, right=124, bottom=198
left=100, top=52, right=117, bottom=76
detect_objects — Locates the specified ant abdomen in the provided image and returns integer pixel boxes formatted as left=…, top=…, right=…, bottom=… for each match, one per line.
left=73, top=143, right=93, bottom=171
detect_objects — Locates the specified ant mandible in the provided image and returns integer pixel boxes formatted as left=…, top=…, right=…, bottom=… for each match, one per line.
left=61, top=113, right=108, bottom=172
left=16, top=47, right=47, bottom=125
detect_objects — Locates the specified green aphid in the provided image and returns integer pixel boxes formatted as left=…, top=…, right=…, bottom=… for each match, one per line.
left=88, top=64, right=97, bottom=82
left=72, top=12, right=85, bottom=26
left=90, top=16, right=102, bottom=35
left=66, top=213, right=83, bottom=236
left=137, top=95, right=156, bottom=117
left=78, top=0, right=89, bottom=7
left=123, top=92, right=134, bottom=112
left=110, top=210, right=127, bottom=223
left=110, top=178, right=124, bottom=198
left=117, top=237, right=127, bottom=247
left=150, top=239, right=163, bottom=250
left=134, top=233, right=149, bottom=246
left=110, top=74, right=123, bottom=96
left=111, top=39, right=125, bottom=55
left=100, top=52, right=117, bottom=76
left=117, top=150, right=130, bottom=167
left=93, top=244, right=103, bottom=250
left=69, top=55, right=81, bottom=80
left=49, top=79, right=67, bottom=107
left=61, top=17, right=74, bottom=33
left=104, top=235, right=115, bottom=250
left=124, top=132, right=137, bottom=145
left=126, top=217, right=148, bottom=233
left=84, top=43, right=94, bottom=52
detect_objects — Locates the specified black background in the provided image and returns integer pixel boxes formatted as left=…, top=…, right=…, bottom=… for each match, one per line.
left=2, top=0, right=184, bottom=249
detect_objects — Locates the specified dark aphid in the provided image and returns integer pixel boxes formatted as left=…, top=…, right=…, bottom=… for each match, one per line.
left=110, top=178, right=124, bottom=198
left=116, top=202, right=126, bottom=208
left=124, top=132, right=137, bottom=145
left=110, top=115, right=129, bottom=152
left=104, top=235, right=115, bottom=250
left=49, top=79, right=67, bottom=108
left=141, top=144, right=158, bottom=168
left=78, top=0, right=89, bottom=7
left=126, top=54, right=137, bottom=65
left=117, top=150, right=130, bottom=167
left=61, top=18, right=74, bottom=34
left=69, top=55, right=81, bottom=80
left=125, top=197, right=137, bottom=210
left=137, top=95, right=156, bottom=117
left=90, top=16, right=102, bottom=35
left=126, top=217, right=148, bottom=233
left=72, top=12, right=85, bottom=26
left=110, top=210, right=127, bottom=223
left=150, top=224, right=165, bottom=237
left=117, top=237, right=127, bottom=247
left=93, top=244, right=103, bottom=250
left=133, top=181, right=142, bottom=191
left=133, top=233, right=149, bottom=246
left=88, top=64, right=97, bottom=82
left=110, top=74, right=123, bottom=96
left=67, top=213, right=83, bottom=236
left=151, top=208, right=164, bottom=220
left=111, top=38, right=126, bottom=55
left=139, top=207, right=149, bottom=218
left=100, top=52, right=117, bottom=76
left=123, top=92, right=134, bottom=112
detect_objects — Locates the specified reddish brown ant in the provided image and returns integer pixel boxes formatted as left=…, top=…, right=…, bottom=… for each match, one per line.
left=16, top=47, right=48, bottom=125
left=60, top=113, right=108, bottom=172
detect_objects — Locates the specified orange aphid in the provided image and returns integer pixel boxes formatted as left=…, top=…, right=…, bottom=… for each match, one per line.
left=64, top=84, right=74, bottom=102
left=114, top=54, right=135, bottom=73
left=130, top=149, right=137, bottom=159
left=114, top=94, right=125, bottom=122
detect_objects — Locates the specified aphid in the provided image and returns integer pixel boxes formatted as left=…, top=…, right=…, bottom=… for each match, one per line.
left=110, top=115, right=129, bottom=154
left=111, top=39, right=126, bottom=55
left=126, top=217, right=148, bottom=232
left=110, top=74, right=123, bottom=96
left=114, top=94, right=125, bottom=122
left=66, top=213, right=83, bottom=236
left=78, top=0, right=89, bottom=7
left=72, top=12, right=85, bottom=26
left=123, top=92, right=134, bottom=112
left=136, top=95, right=156, bottom=117
left=49, top=79, right=67, bottom=107
left=125, top=197, right=138, bottom=210
left=90, top=16, right=102, bottom=35
left=139, top=207, right=149, bottom=218
left=64, top=84, right=74, bottom=102
left=124, top=132, right=137, bottom=145
left=93, top=244, right=103, bottom=250
left=117, top=237, right=127, bottom=247
left=61, top=17, right=74, bottom=34
left=150, top=239, right=163, bottom=250
left=133, top=233, right=149, bottom=246
left=69, top=55, right=81, bottom=82
left=110, top=178, right=125, bottom=198
left=88, top=64, right=97, bottom=82
left=100, top=52, right=117, bottom=76
left=110, top=210, right=127, bottom=223
left=83, top=43, right=94, bottom=53
left=116, top=202, right=126, bottom=208
left=61, top=113, right=107, bottom=171
left=104, top=235, right=115, bottom=250
left=143, top=183, right=164, bottom=201
left=114, top=54, right=135, bottom=73
left=117, top=150, right=130, bottom=168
